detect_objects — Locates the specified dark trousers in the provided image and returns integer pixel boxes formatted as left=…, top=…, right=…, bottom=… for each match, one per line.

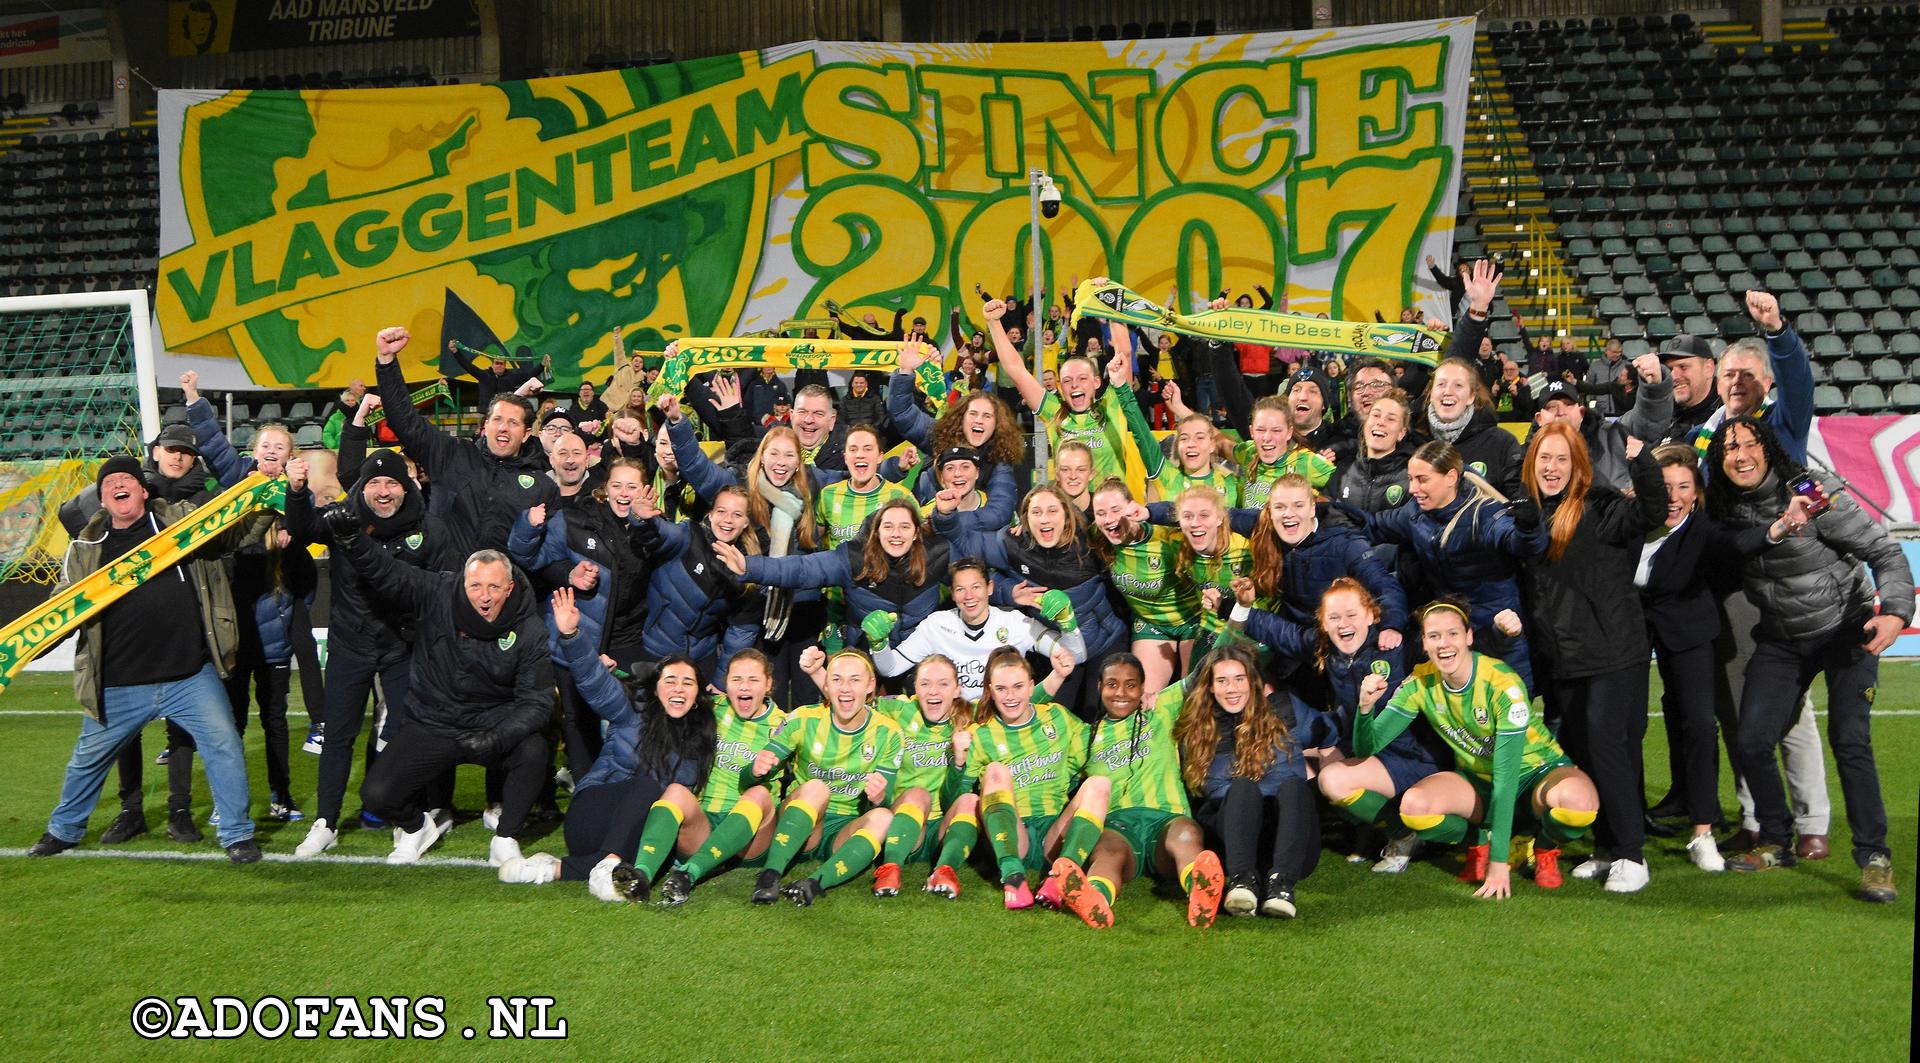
left=1551, top=662, right=1649, bottom=863
left=765, top=598, right=826, bottom=711
left=113, top=719, right=197, bottom=812
left=289, top=598, right=325, bottom=712
left=1738, top=630, right=1889, bottom=865
left=559, top=774, right=664, bottom=880
left=224, top=658, right=292, bottom=800
left=314, top=643, right=413, bottom=825
left=1654, top=641, right=1722, bottom=827
left=556, top=668, right=603, bottom=782
left=1200, top=776, right=1321, bottom=882
left=360, top=724, right=551, bottom=840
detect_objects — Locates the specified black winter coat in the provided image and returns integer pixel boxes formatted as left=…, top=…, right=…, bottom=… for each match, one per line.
left=285, top=469, right=455, bottom=655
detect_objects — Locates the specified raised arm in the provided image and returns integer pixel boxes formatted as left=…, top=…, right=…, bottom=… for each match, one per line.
left=741, top=545, right=854, bottom=590
left=1105, top=327, right=1164, bottom=480
left=181, top=373, right=246, bottom=487
left=662, top=400, right=740, bottom=501
left=985, top=297, right=1045, bottom=412
left=887, top=342, right=939, bottom=450
left=372, top=327, right=460, bottom=474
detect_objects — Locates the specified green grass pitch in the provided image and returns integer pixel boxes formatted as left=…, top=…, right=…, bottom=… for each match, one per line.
left=0, top=665, right=1912, bottom=1059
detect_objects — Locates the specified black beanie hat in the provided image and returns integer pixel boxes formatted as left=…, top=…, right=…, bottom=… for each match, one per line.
left=357, top=449, right=410, bottom=487
left=96, top=455, right=147, bottom=491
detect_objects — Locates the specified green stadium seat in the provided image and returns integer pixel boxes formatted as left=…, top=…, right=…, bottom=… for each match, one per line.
left=1890, top=289, right=1920, bottom=311
left=1609, top=316, right=1646, bottom=340
left=1798, top=311, right=1833, bottom=337
left=1598, top=296, right=1632, bottom=317
left=1834, top=311, right=1870, bottom=336
left=1849, top=384, right=1889, bottom=413
left=1855, top=334, right=1889, bottom=358
left=1831, top=358, right=1868, bottom=383
left=1888, top=382, right=1920, bottom=411
left=1869, top=356, right=1904, bottom=382
left=1812, top=384, right=1849, bottom=413
left=1683, top=314, right=1716, bottom=335
left=1811, top=333, right=1849, bottom=360
left=1646, top=316, right=1679, bottom=340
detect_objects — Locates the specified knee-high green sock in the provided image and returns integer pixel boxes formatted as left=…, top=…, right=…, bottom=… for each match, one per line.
left=1401, top=812, right=1471, bottom=845
left=982, top=790, right=1024, bottom=883
left=934, top=811, right=979, bottom=869
left=880, top=803, right=927, bottom=867
left=1059, top=809, right=1105, bottom=867
left=680, top=799, right=764, bottom=883
left=811, top=827, right=883, bottom=888
left=635, top=801, right=684, bottom=879
left=1334, top=788, right=1390, bottom=826
left=1540, top=806, right=1596, bottom=847
left=762, top=803, right=820, bottom=876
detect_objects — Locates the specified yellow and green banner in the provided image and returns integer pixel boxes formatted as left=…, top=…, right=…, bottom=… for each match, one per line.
left=0, top=473, right=285, bottom=692
left=1070, top=279, right=1446, bottom=365
left=157, top=19, right=1473, bottom=390
left=657, top=338, right=947, bottom=404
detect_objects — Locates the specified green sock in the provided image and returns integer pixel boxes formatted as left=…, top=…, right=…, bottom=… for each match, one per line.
left=1089, top=875, right=1117, bottom=904
left=1334, top=789, right=1390, bottom=825
left=635, top=801, right=684, bottom=880
left=982, top=791, right=1023, bottom=883
left=935, top=813, right=980, bottom=869
left=880, top=804, right=927, bottom=867
left=1402, top=812, right=1471, bottom=845
left=762, top=803, right=819, bottom=876
left=1059, top=809, right=1104, bottom=867
left=1540, top=806, right=1596, bottom=847
left=811, top=828, right=882, bottom=888
left=680, top=801, right=762, bottom=883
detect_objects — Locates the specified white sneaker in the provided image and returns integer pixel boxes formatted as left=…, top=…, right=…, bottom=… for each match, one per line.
left=386, top=809, right=451, bottom=865
left=1372, top=832, right=1420, bottom=874
left=481, top=804, right=502, bottom=832
left=497, top=853, right=561, bottom=884
left=587, top=854, right=624, bottom=902
left=489, top=835, right=523, bottom=868
left=293, top=818, right=339, bottom=858
left=1604, top=858, right=1650, bottom=893
left=1686, top=833, right=1726, bottom=873
left=554, top=767, right=574, bottom=794
left=1571, top=857, right=1613, bottom=880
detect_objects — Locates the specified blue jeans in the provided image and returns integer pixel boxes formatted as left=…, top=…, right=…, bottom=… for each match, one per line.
left=47, top=663, right=255, bottom=847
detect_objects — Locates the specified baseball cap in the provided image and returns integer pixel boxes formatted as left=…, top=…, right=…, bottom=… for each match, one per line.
left=148, top=423, right=200, bottom=455
left=1658, top=334, right=1715, bottom=362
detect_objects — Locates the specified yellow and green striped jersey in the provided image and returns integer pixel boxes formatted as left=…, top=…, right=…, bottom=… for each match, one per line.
left=1155, top=461, right=1241, bottom=508
left=963, top=701, right=1090, bottom=818
left=1107, top=524, right=1200, bottom=627
left=1087, top=679, right=1189, bottom=815
left=703, top=698, right=788, bottom=814
left=1185, top=532, right=1252, bottom=632
left=877, top=696, right=959, bottom=817
left=1381, top=656, right=1560, bottom=781
left=1232, top=440, right=1336, bottom=509
left=1039, top=388, right=1131, bottom=482
left=814, top=478, right=916, bottom=549
left=762, top=703, right=905, bottom=816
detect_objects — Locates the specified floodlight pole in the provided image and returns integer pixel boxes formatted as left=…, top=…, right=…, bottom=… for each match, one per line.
left=1028, top=167, right=1049, bottom=483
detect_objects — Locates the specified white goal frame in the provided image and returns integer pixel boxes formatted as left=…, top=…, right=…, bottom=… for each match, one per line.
left=0, top=288, right=159, bottom=447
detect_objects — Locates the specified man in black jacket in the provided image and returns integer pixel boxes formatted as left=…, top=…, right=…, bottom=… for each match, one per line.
left=375, top=327, right=558, bottom=558
left=284, top=449, right=454, bottom=858
left=446, top=340, right=549, bottom=414
left=327, top=508, right=556, bottom=867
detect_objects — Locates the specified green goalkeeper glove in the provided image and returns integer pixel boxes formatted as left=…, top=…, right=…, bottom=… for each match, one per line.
left=861, top=610, right=899, bottom=647
left=1038, top=589, right=1078, bottom=633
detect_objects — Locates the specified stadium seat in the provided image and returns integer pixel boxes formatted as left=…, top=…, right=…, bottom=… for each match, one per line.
left=1831, top=358, right=1869, bottom=383
left=1890, top=382, right=1920, bottom=411
left=1849, top=383, right=1890, bottom=412
left=295, top=424, right=323, bottom=448
left=1814, top=383, right=1850, bottom=412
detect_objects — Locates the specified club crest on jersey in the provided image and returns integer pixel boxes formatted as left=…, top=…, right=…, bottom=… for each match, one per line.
left=861, top=742, right=875, bottom=762
left=518, top=474, right=536, bottom=489
left=497, top=631, right=517, bottom=651
left=1468, top=462, right=1488, bottom=478
left=1149, top=557, right=1160, bottom=570
left=1018, top=563, right=1030, bottom=575
left=693, top=562, right=704, bottom=574
left=995, top=627, right=1009, bottom=643
left=1371, top=660, right=1392, bottom=677
left=1042, top=722, right=1058, bottom=741
left=586, top=537, right=597, bottom=550
left=1386, top=485, right=1405, bottom=505
left=405, top=532, right=423, bottom=550
left=1473, top=703, right=1490, bottom=728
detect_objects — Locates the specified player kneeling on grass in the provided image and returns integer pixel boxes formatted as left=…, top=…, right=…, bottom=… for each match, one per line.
left=741, top=650, right=904, bottom=907
left=1173, top=644, right=1318, bottom=918
left=800, top=649, right=984, bottom=899
left=1354, top=601, right=1598, bottom=898
left=962, top=648, right=1109, bottom=911
left=1050, top=653, right=1226, bottom=930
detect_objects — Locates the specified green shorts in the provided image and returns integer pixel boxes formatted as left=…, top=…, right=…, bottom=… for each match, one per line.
left=804, top=811, right=862, bottom=861
left=1105, top=806, right=1182, bottom=879
left=1132, top=617, right=1199, bottom=642
left=1465, top=756, right=1574, bottom=826
left=1021, top=813, right=1061, bottom=873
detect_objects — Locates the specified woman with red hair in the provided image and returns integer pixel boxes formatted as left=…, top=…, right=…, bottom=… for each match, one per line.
left=1519, top=422, right=1668, bottom=894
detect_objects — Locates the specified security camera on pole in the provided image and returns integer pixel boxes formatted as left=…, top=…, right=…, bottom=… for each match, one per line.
left=1028, top=170, right=1059, bottom=480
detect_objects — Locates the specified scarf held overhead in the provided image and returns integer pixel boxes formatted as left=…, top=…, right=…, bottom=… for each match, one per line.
left=653, top=337, right=949, bottom=405
left=1068, top=280, right=1445, bottom=367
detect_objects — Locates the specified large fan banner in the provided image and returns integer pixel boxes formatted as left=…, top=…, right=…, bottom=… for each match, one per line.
left=156, top=18, right=1473, bottom=389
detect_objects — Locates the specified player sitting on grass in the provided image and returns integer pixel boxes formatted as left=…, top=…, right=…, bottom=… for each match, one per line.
left=799, top=649, right=983, bottom=899
left=1232, top=577, right=1446, bottom=873
left=742, top=650, right=904, bottom=908
left=636, top=650, right=789, bottom=907
left=960, top=648, right=1109, bottom=911
left=1354, top=600, right=1599, bottom=899
left=1051, top=653, right=1227, bottom=930
left=1173, top=643, right=1318, bottom=918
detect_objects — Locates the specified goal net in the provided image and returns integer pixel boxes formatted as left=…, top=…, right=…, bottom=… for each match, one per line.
left=0, top=289, right=159, bottom=584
